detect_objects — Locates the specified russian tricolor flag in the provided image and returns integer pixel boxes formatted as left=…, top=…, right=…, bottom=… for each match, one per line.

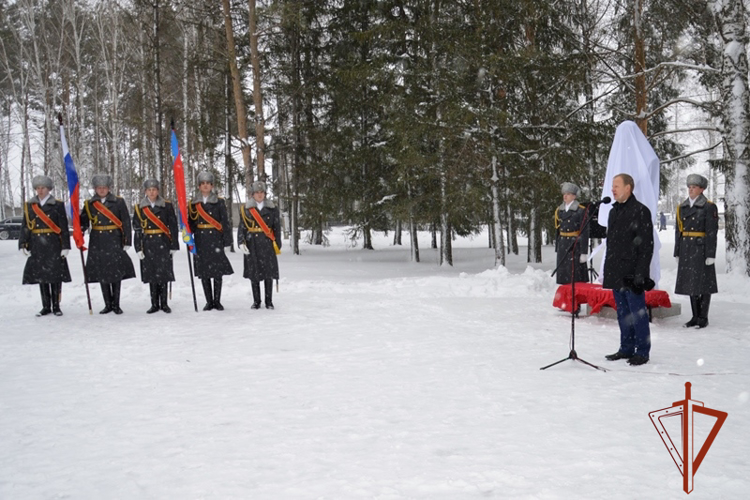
left=171, top=126, right=196, bottom=253
left=59, top=121, right=86, bottom=250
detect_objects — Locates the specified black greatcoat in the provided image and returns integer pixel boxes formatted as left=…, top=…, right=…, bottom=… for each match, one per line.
left=602, top=194, right=654, bottom=291
left=674, top=194, right=718, bottom=295
left=19, top=196, right=72, bottom=284
left=80, top=193, right=136, bottom=283
left=238, top=199, right=282, bottom=281
left=188, top=193, right=234, bottom=279
left=554, top=203, right=590, bottom=284
left=133, top=197, right=180, bottom=283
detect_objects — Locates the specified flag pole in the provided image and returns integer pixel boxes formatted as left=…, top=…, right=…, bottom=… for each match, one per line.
left=58, top=113, right=92, bottom=314
left=187, top=247, right=198, bottom=312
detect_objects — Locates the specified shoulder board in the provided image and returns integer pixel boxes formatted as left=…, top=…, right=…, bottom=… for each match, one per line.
left=578, top=204, right=586, bottom=209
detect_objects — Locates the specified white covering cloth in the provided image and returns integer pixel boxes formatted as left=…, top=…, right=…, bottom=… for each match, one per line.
left=597, top=121, right=662, bottom=287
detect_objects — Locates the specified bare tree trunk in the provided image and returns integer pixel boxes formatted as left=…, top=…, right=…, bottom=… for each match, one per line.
left=153, top=0, right=165, bottom=185
left=248, top=0, right=266, bottom=181
left=633, top=0, right=647, bottom=135
left=221, top=0, right=253, bottom=189
left=712, top=0, right=750, bottom=276
left=490, top=155, right=505, bottom=266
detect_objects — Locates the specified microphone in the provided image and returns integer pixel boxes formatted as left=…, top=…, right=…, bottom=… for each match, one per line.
left=600, top=196, right=611, bottom=204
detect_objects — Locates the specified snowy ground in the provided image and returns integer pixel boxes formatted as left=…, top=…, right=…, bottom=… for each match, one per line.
left=1, top=225, right=748, bottom=499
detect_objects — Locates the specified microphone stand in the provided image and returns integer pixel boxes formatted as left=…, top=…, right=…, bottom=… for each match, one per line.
left=542, top=203, right=606, bottom=372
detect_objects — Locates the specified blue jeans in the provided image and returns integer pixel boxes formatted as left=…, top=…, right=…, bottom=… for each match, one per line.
left=612, top=289, right=651, bottom=358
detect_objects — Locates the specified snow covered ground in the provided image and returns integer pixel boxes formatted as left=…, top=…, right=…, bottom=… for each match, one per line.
left=1, top=225, right=747, bottom=499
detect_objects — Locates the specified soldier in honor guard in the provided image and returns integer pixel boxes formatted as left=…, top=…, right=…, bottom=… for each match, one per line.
left=238, top=181, right=281, bottom=309
left=81, top=174, right=136, bottom=314
left=674, top=174, right=718, bottom=328
left=554, top=182, right=589, bottom=284
left=133, top=179, right=179, bottom=313
left=188, top=171, right=233, bottom=311
left=19, top=175, right=72, bottom=316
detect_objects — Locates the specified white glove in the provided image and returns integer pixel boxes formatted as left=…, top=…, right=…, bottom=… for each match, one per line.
left=224, top=246, right=232, bottom=252
left=21, top=248, right=30, bottom=257
left=705, top=258, right=715, bottom=266
left=61, top=249, right=69, bottom=258
left=240, top=244, right=250, bottom=255
left=170, top=249, right=178, bottom=256
left=579, top=254, right=588, bottom=264
left=138, top=251, right=146, bottom=260
left=675, top=256, right=679, bottom=263
left=124, top=245, right=131, bottom=252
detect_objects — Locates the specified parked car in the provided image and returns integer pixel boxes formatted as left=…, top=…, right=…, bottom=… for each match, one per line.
left=0, top=216, right=23, bottom=240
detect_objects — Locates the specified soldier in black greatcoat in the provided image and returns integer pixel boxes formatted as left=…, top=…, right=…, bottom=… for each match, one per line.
left=238, top=181, right=282, bottom=309
left=80, top=174, right=136, bottom=314
left=674, top=174, right=719, bottom=328
left=19, top=175, right=72, bottom=316
left=602, top=174, right=654, bottom=366
left=133, top=179, right=179, bottom=313
left=554, top=182, right=589, bottom=284
left=188, top=171, right=233, bottom=311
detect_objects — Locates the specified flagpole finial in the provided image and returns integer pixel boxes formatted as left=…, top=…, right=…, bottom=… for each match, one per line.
left=57, top=113, right=63, bottom=126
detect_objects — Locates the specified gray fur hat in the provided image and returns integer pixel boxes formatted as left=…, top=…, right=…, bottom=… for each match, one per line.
left=561, top=182, right=580, bottom=196
left=143, top=179, right=160, bottom=190
left=197, top=171, right=214, bottom=184
left=32, top=175, right=54, bottom=190
left=251, top=181, right=267, bottom=194
left=686, top=174, right=708, bottom=189
left=91, top=174, right=113, bottom=188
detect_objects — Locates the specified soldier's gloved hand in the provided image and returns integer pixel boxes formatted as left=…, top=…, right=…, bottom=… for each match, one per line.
left=240, top=244, right=250, bottom=255
left=61, top=249, right=69, bottom=259
left=224, top=246, right=231, bottom=252
left=705, top=258, right=715, bottom=266
left=138, top=251, right=146, bottom=260
left=579, top=254, right=588, bottom=264
left=21, top=248, right=30, bottom=257
left=675, top=256, right=679, bottom=263
left=123, top=245, right=131, bottom=252
left=170, top=249, right=178, bottom=256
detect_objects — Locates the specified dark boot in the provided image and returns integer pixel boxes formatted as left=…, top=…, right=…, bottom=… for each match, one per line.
left=160, top=284, right=171, bottom=313
left=251, top=281, right=261, bottom=309
left=51, top=283, right=63, bottom=316
left=36, top=284, right=52, bottom=316
left=697, top=294, right=711, bottom=328
left=99, top=283, right=114, bottom=314
left=147, top=283, right=160, bottom=314
left=112, top=281, right=123, bottom=314
left=213, top=278, right=224, bottom=311
left=264, top=279, right=274, bottom=309
left=683, top=296, right=699, bottom=328
left=201, top=278, right=213, bottom=311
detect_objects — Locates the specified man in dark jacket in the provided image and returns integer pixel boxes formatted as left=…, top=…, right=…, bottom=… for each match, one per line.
left=238, top=181, right=282, bottom=309
left=81, top=174, right=136, bottom=314
left=19, top=175, right=72, bottom=316
left=188, top=171, right=234, bottom=311
left=603, top=173, right=654, bottom=366
left=554, top=182, right=589, bottom=284
left=133, top=179, right=180, bottom=313
left=674, top=174, right=718, bottom=328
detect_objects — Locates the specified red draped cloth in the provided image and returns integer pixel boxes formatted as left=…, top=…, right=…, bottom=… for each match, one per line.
left=553, top=283, right=672, bottom=313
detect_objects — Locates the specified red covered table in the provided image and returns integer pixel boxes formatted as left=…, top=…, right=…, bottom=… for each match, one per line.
left=553, top=282, right=671, bottom=314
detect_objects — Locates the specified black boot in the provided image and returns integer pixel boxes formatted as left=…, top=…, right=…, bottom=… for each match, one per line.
left=147, top=283, right=160, bottom=314
left=160, top=284, right=171, bottom=313
left=698, top=294, right=711, bottom=328
left=683, top=296, right=699, bottom=328
left=213, top=278, right=224, bottom=311
left=264, top=279, right=274, bottom=309
left=112, top=281, right=123, bottom=314
left=51, top=283, right=63, bottom=316
left=99, top=283, right=114, bottom=314
left=36, top=284, right=52, bottom=316
left=251, top=281, right=261, bottom=309
left=201, top=278, right=213, bottom=311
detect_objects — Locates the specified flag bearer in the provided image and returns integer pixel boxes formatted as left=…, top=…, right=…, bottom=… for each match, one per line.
left=81, top=174, right=136, bottom=314
left=188, top=171, right=233, bottom=310
left=19, top=175, right=72, bottom=316
left=238, top=181, right=281, bottom=309
left=133, top=179, right=179, bottom=313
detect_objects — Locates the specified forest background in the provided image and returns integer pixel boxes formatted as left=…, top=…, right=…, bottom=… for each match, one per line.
left=1, top=0, right=749, bottom=273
